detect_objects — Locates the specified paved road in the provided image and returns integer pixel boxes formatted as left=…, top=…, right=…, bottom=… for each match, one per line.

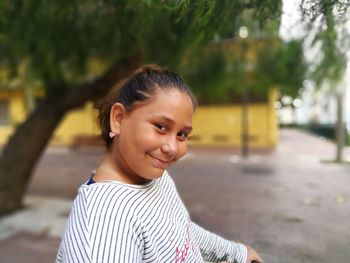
left=0, top=128, right=349, bottom=263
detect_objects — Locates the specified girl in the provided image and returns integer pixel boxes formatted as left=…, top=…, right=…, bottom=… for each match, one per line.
left=56, top=65, right=263, bottom=263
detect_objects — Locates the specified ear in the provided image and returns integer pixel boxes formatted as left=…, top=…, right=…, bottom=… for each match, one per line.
left=109, top=103, right=126, bottom=136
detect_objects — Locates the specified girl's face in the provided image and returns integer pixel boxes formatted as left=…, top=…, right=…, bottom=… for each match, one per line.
left=110, top=89, right=193, bottom=184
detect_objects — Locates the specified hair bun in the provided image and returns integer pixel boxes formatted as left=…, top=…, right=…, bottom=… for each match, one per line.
left=134, top=64, right=165, bottom=75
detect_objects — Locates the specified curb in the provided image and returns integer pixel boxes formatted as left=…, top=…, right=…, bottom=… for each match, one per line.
left=0, top=195, right=72, bottom=240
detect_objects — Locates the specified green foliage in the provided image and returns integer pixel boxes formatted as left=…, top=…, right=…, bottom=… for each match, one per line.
left=181, top=48, right=230, bottom=104
left=300, top=0, right=349, bottom=87
left=300, top=0, right=349, bottom=23
left=180, top=0, right=310, bottom=104
left=311, top=19, right=347, bottom=86
left=0, top=1, right=141, bottom=85
left=180, top=37, right=306, bottom=104
left=255, top=40, right=307, bottom=98
left=0, top=0, right=283, bottom=97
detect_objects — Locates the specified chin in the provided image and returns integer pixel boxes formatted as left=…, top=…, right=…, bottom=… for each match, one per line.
left=147, top=169, right=166, bottom=179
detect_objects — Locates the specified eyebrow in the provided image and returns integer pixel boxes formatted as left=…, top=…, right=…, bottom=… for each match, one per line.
left=156, top=115, right=193, bottom=131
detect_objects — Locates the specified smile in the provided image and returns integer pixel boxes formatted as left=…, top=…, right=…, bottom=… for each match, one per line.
left=148, top=154, right=173, bottom=169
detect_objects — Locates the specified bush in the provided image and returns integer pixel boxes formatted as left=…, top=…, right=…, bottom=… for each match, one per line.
left=280, top=124, right=350, bottom=146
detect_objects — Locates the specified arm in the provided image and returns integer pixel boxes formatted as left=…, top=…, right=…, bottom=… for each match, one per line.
left=191, top=222, right=247, bottom=263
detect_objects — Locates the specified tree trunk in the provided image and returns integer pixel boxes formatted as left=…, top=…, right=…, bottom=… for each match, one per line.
left=335, top=90, right=345, bottom=163
left=0, top=101, right=66, bottom=215
left=0, top=53, right=142, bottom=215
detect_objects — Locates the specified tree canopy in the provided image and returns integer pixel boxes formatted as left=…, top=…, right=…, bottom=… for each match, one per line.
left=0, top=1, right=282, bottom=90
left=180, top=27, right=306, bottom=104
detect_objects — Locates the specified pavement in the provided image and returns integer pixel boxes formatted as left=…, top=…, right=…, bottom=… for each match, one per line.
left=0, top=128, right=350, bottom=263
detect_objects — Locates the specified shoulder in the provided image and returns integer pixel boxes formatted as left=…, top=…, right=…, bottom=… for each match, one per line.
left=160, top=170, right=173, bottom=184
left=79, top=183, right=148, bottom=212
left=161, top=170, right=178, bottom=190
left=80, top=184, right=145, bottom=238
left=75, top=172, right=175, bottom=218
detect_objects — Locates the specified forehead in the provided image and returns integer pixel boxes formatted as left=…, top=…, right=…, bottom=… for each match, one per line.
left=129, top=89, right=193, bottom=122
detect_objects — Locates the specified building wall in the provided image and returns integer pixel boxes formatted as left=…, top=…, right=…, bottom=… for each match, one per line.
left=51, top=103, right=100, bottom=145
left=190, top=89, right=279, bottom=148
left=0, top=90, right=26, bottom=144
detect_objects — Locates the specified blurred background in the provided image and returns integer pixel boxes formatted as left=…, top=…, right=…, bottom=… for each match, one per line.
left=0, top=0, right=349, bottom=262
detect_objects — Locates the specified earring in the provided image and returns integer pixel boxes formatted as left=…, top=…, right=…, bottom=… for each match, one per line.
left=109, top=131, right=116, bottom=138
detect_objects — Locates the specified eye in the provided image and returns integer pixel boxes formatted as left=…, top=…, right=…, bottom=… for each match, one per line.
left=177, top=131, right=189, bottom=141
left=154, top=123, right=168, bottom=133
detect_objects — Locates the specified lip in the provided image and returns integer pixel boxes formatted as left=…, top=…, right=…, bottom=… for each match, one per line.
left=148, top=154, right=173, bottom=169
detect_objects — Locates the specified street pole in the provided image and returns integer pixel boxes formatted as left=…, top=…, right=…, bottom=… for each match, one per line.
left=239, top=26, right=249, bottom=158
left=241, top=79, right=249, bottom=157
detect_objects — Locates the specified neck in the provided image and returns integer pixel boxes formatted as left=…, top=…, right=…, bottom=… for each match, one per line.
left=93, top=154, right=150, bottom=185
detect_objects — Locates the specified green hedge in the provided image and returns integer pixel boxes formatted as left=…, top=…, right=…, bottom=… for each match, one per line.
left=280, top=124, right=350, bottom=146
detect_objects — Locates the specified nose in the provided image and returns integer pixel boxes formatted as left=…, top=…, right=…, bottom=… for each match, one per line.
left=161, top=135, right=178, bottom=157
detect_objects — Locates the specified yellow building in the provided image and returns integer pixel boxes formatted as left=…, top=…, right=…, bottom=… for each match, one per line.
left=0, top=87, right=278, bottom=149
left=190, top=89, right=279, bottom=148
left=0, top=89, right=27, bottom=144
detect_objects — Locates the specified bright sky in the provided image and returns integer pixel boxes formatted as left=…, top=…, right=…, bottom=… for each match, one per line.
left=279, top=0, right=305, bottom=41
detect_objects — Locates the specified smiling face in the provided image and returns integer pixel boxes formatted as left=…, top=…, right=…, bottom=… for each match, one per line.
left=109, top=88, right=194, bottom=184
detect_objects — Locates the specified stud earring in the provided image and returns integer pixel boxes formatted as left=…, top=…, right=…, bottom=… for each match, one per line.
left=109, top=131, right=116, bottom=138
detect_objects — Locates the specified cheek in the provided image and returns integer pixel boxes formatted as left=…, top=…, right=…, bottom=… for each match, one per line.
left=137, top=127, right=161, bottom=146
left=122, top=125, right=160, bottom=152
left=176, top=142, right=188, bottom=160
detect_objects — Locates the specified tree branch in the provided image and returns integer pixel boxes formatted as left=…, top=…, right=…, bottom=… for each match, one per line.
left=61, top=51, right=143, bottom=111
left=336, top=0, right=350, bottom=6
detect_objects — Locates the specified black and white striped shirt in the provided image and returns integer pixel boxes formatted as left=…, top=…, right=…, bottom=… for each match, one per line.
left=56, top=171, right=247, bottom=262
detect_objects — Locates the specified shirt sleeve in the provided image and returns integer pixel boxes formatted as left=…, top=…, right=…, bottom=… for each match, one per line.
left=191, top=222, right=248, bottom=263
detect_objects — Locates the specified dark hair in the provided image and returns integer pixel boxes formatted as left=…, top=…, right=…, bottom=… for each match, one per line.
left=98, top=64, right=197, bottom=149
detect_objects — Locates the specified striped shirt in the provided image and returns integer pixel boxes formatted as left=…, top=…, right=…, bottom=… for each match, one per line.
left=56, top=171, right=247, bottom=263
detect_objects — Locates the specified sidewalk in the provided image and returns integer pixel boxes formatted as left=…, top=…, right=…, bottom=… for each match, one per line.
left=0, top=128, right=349, bottom=262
